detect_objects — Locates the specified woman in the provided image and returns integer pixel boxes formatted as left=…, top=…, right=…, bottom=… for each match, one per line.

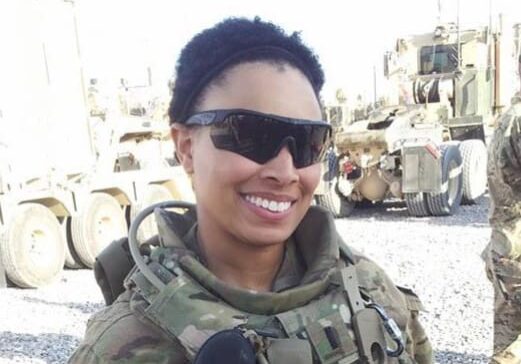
left=70, top=18, right=432, bottom=363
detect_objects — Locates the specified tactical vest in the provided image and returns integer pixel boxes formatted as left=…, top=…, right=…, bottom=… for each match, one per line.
left=124, top=246, right=413, bottom=364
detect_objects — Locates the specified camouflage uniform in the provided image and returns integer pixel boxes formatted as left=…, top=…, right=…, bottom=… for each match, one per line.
left=70, top=206, right=432, bottom=363
left=482, top=92, right=521, bottom=364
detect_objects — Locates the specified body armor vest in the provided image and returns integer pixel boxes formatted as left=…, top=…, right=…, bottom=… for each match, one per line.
left=125, top=246, right=411, bottom=364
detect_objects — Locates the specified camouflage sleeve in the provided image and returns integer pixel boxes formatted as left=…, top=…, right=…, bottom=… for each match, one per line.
left=68, top=344, right=101, bottom=364
left=68, top=291, right=189, bottom=364
left=352, top=252, right=433, bottom=363
left=398, top=287, right=433, bottom=364
left=487, top=103, right=521, bottom=260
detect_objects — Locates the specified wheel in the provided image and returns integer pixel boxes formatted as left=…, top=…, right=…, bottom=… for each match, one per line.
left=426, top=143, right=463, bottom=216
left=62, top=217, right=84, bottom=269
left=0, top=203, right=65, bottom=287
left=404, top=193, right=430, bottom=217
left=130, top=184, right=172, bottom=243
left=71, top=193, right=127, bottom=268
left=459, top=139, right=487, bottom=204
left=315, top=150, right=356, bottom=217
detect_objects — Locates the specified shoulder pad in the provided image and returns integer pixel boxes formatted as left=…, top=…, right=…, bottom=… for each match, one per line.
left=397, top=286, right=425, bottom=312
left=95, top=237, right=134, bottom=305
left=95, top=235, right=161, bottom=305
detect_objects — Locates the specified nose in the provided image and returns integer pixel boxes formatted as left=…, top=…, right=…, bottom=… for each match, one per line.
left=259, top=146, right=299, bottom=185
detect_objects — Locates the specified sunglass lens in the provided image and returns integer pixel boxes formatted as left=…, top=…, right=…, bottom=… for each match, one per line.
left=210, top=113, right=330, bottom=168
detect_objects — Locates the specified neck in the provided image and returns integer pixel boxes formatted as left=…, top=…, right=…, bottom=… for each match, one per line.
left=197, top=219, right=285, bottom=293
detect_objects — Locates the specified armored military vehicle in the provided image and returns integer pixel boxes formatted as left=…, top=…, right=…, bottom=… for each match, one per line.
left=0, top=0, right=194, bottom=288
left=317, top=23, right=509, bottom=217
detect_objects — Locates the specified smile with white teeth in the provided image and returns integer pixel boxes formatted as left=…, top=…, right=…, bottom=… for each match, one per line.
left=244, top=195, right=292, bottom=213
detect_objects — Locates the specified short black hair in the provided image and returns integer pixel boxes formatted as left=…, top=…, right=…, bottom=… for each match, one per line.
left=168, top=17, right=325, bottom=124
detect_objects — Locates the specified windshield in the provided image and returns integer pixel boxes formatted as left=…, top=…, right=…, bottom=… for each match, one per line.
left=419, top=44, right=458, bottom=75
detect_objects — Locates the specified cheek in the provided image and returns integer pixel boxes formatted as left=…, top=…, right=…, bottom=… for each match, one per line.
left=192, top=145, right=259, bottom=193
left=299, top=164, right=321, bottom=194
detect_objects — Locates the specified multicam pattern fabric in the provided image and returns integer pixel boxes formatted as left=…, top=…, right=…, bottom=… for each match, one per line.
left=69, top=206, right=432, bottom=363
left=483, top=96, right=521, bottom=363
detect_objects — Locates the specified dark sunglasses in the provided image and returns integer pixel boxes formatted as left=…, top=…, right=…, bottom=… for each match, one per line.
left=184, top=109, right=332, bottom=168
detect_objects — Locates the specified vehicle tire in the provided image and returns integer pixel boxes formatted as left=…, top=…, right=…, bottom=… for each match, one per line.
left=130, top=184, right=172, bottom=242
left=315, top=150, right=356, bottom=217
left=0, top=203, right=65, bottom=287
left=71, top=193, right=127, bottom=268
left=459, top=139, right=487, bottom=204
left=426, top=143, right=463, bottom=216
left=62, top=217, right=84, bottom=269
left=404, top=193, right=430, bottom=217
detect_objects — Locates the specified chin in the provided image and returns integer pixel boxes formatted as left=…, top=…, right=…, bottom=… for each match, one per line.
left=241, top=226, right=295, bottom=247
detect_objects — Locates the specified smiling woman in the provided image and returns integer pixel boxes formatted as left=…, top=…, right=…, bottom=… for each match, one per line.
left=69, top=18, right=433, bottom=364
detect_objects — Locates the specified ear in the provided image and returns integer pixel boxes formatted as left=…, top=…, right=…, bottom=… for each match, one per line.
left=171, top=123, right=195, bottom=174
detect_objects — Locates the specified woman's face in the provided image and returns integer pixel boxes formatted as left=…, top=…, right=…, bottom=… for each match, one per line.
left=174, top=62, right=322, bottom=247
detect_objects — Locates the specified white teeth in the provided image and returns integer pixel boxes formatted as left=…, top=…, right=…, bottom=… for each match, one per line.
left=244, top=195, right=292, bottom=213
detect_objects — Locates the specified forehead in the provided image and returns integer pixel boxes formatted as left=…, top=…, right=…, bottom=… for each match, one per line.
left=196, top=62, right=322, bottom=120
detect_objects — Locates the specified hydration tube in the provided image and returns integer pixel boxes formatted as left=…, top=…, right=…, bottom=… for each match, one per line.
left=128, top=200, right=194, bottom=291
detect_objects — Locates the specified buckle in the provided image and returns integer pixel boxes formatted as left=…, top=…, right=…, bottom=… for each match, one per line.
left=366, top=303, right=405, bottom=357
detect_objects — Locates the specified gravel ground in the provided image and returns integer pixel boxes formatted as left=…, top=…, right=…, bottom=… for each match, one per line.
left=339, top=196, right=492, bottom=364
left=0, top=196, right=492, bottom=363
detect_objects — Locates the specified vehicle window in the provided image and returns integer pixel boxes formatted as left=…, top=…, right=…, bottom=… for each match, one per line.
left=419, top=44, right=458, bottom=74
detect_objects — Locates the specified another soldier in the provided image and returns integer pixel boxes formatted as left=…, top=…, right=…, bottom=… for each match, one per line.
left=483, top=54, right=521, bottom=364
left=70, top=18, right=432, bottom=363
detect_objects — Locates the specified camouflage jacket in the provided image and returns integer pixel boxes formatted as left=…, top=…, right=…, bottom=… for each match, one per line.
left=69, top=206, right=432, bottom=363
left=483, top=96, right=521, bottom=264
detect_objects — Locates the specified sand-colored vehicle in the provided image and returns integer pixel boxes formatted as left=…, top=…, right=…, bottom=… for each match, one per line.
left=0, top=0, right=193, bottom=288
left=316, top=22, right=518, bottom=217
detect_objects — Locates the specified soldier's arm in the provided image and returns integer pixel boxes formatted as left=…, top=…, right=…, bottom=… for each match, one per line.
left=488, top=107, right=521, bottom=259
left=68, top=292, right=189, bottom=364
left=68, top=345, right=101, bottom=364
left=398, top=287, right=433, bottom=364
left=69, top=318, right=189, bottom=364
left=68, top=341, right=188, bottom=364
left=351, top=252, right=433, bottom=363
left=493, top=108, right=521, bottom=191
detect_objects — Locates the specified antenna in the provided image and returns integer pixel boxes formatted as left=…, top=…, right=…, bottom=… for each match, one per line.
left=488, top=0, right=492, bottom=33
left=456, top=0, right=461, bottom=69
left=437, top=0, right=442, bottom=24
left=373, top=65, right=377, bottom=108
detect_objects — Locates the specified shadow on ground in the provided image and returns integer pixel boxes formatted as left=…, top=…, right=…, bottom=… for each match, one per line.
left=336, top=195, right=489, bottom=228
left=0, top=331, right=79, bottom=363
left=22, top=296, right=103, bottom=315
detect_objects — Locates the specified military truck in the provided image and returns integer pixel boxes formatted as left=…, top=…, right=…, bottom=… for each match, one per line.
left=0, top=0, right=194, bottom=288
left=317, top=23, right=517, bottom=217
